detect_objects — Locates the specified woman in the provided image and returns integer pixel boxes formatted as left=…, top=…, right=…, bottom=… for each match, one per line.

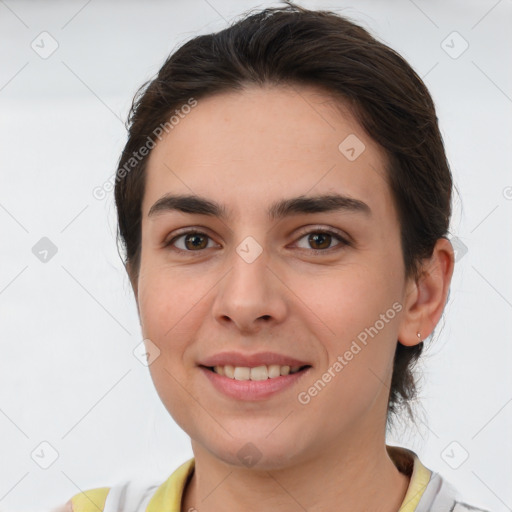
left=57, top=3, right=491, bottom=511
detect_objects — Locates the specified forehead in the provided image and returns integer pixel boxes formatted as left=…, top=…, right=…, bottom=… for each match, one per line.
left=142, top=84, right=393, bottom=221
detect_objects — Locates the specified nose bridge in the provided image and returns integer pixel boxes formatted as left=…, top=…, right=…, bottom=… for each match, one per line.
left=227, top=234, right=271, bottom=302
left=212, top=233, right=286, bottom=329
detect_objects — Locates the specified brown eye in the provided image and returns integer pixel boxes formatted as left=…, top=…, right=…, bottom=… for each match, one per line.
left=166, top=231, right=215, bottom=252
left=183, top=233, right=208, bottom=250
left=308, top=232, right=332, bottom=250
left=295, top=229, right=349, bottom=253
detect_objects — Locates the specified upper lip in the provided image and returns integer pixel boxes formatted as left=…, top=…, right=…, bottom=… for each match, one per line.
left=199, top=351, right=311, bottom=368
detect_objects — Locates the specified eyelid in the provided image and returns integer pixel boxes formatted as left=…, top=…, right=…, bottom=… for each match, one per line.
left=291, top=225, right=351, bottom=252
left=293, top=225, right=351, bottom=244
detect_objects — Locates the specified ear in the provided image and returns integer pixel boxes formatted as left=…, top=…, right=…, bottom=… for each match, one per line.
left=397, top=237, right=455, bottom=346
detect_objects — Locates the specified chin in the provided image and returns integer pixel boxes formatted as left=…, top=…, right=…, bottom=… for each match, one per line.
left=205, top=434, right=308, bottom=471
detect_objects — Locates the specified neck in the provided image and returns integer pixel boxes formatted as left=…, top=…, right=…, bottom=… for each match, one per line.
left=181, top=437, right=410, bottom=512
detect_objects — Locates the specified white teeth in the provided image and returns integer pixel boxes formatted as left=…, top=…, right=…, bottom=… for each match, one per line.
left=234, top=366, right=250, bottom=380
left=268, top=364, right=281, bottom=378
left=223, top=365, right=234, bottom=379
left=250, top=365, right=268, bottom=381
left=211, top=364, right=305, bottom=380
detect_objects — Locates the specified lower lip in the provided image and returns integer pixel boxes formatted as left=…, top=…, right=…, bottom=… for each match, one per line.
left=200, top=366, right=311, bottom=401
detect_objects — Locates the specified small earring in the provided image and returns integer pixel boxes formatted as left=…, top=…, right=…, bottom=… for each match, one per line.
left=417, top=332, right=422, bottom=341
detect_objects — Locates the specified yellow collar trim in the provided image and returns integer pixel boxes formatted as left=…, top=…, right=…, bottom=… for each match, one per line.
left=387, top=445, right=433, bottom=512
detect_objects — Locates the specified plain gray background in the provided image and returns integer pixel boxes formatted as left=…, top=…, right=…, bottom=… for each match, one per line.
left=0, top=0, right=510, bottom=510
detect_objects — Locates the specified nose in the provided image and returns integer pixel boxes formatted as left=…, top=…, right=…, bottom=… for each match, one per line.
left=211, top=241, right=288, bottom=335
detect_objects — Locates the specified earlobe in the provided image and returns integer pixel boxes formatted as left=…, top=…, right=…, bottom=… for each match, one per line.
left=398, top=238, right=455, bottom=347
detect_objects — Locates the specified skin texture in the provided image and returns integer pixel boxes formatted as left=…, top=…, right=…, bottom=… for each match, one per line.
left=129, top=84, right=454, bottom=512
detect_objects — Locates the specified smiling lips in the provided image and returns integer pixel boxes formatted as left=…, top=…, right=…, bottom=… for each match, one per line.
left=199, top=351, right=312, bottom=397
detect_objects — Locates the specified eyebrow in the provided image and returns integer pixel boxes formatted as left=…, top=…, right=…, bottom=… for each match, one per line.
left=147, top=193, right=371, bottom=221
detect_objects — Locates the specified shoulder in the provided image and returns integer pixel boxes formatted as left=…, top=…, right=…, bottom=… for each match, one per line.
left=52, top=487, right=111, bottom=512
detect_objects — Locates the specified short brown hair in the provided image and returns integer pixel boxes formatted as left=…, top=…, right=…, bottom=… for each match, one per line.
left=114, top=3, right=452, bottom=430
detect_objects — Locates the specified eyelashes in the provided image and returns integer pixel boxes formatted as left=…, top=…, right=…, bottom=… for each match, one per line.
left=293, top=228, right=349, bottom=252
left=165, top=230, right=216, bottom=252
left=164, top=227, right=351, bottom=255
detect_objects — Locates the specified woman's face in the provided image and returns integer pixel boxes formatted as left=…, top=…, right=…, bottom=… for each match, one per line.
left=134, top=85, right=416, bottom=468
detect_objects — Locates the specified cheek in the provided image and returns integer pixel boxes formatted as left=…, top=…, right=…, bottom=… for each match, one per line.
left=306, top=263, right=403, bottom=410
left=137, top=270, right=208, bottom=430
left=137, top=269, right=193, bottom=353
left=300, top=269, right=401, bottom=424
left=137, top=263, right=220, bottom=374
left=138, top=257, right=201, bottom=326
left=314, top=265, right=401, bottom=337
